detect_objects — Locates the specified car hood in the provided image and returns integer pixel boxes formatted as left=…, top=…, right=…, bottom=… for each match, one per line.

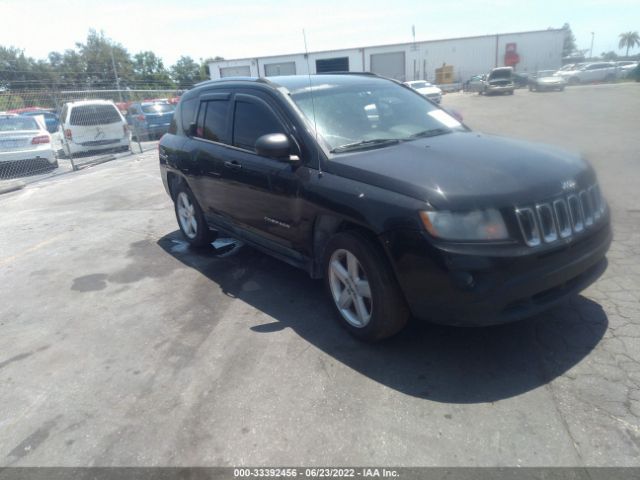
left=325, top=131, right=595, bottom=210
left=538, top=76, right=564, bottom=82
left=416, top=86, right=442, bottom=95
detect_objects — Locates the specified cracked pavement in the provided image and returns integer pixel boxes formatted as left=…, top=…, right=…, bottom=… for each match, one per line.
left=0, top=83, right=638, bottom=466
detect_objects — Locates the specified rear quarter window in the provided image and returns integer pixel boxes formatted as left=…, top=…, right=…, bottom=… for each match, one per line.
left=70, top=105, right=122, bottom=126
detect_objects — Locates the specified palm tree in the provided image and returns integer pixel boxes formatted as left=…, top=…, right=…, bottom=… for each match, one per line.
left=618, top=31, right=640, bottom=58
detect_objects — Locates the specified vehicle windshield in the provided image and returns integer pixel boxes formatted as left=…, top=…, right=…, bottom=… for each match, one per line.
left=408, top=81, right=430, bottom=88
left=538, top=70, right=556, bottom=76
left=0, top=116, right=39, bottom=131
left=141, top=103, right=175, bottom=114
left=289, top=82, right=463, bottom=152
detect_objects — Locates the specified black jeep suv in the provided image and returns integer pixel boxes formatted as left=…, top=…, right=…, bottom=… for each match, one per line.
left=159, top=73, right=610, bottom=341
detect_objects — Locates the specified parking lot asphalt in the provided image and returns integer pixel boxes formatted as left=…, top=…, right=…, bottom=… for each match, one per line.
left=0, top=83, right=639, bottom=467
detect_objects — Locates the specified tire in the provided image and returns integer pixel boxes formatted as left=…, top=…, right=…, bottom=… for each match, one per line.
left=604, top=74, right=615, bottom=82
left=173, top=183, right=216, bottom=248
left=528, top=85, right=534, bottom=91
left=558, top=86, right=565, bottom=92
left=508, top=89, right=514, bottom=95
left=323, top=231, right=409, bottom=342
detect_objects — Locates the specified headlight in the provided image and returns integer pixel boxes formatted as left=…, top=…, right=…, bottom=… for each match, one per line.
left=419, top=209, right=509, bottom=241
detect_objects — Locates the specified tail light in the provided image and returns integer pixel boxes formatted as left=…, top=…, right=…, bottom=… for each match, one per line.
left=64, top=129, right=73, bottom=140
left=136, top=115, right=145, bottom=121
left=123, top=124, right=129, bottom=135
left=31, top=135, right=50, bottom=145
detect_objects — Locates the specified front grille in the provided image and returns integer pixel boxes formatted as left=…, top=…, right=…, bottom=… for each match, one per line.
left=516, top=184, right=605, bottom=247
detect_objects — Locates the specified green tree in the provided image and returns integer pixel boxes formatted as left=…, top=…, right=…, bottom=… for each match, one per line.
left=170, top=56, right=201, bottom=88
left=562, top=23, right=577, bottom=57
left=619, top=31, right=640, bottom=58
left=133, top=51, right=173, bottom=88
left=76, top=29, right=134, bottom=89
left=601, top=51, right=618, bottom=61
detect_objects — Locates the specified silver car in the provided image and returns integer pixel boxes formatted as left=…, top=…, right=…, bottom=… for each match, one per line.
left=528, top=70, right=566, bottom=92
left=555, top=62, right=619, bottom=84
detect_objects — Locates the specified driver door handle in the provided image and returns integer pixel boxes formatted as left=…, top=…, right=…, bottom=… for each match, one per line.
left=224, top=160, right=242, bottom=170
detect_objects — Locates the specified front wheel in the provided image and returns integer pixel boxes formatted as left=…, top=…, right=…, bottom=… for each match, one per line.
left=323, top=231, right=409, bottom=341
left=173, top=183, right=216, bottom=248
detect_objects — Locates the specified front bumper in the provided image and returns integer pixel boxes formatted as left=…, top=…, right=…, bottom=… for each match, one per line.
left=536, top=82, right=565, bottom=90
left=381, top=221, right=611, bottom=326
left=425, top=94, right=442, bottom=104
left=486, top=84, right=514, bottom=93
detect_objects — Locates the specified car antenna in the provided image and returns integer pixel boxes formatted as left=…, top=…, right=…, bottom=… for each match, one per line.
left=303, top=29, right=322, bottom=178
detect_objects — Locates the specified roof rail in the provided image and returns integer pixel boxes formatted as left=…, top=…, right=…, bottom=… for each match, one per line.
left=316, top=71, right=380, bottom=77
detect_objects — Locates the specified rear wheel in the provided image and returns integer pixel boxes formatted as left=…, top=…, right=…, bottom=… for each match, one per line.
left=323, top=231, right=409, bottom=342
left=173, top=183, right=216, bottom=248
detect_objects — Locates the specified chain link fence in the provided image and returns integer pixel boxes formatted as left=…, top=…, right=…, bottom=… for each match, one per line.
left=0, top=88, right=183, bottom=186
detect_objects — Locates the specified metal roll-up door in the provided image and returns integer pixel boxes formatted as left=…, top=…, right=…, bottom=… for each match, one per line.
left=370, top=52, right=406, bottom=80
left=219, top=66, right=251, bottom=78
left=264, top=62, right=296, bottom=76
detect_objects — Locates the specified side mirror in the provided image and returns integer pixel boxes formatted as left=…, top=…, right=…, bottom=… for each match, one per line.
left=187, top=122, right=197, bottom=137
left=255, top=133, right=295, bottom=161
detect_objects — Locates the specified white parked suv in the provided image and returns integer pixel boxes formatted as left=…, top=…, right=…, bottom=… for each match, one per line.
left=403, top=80, right=443, bottom=103
left=555, top=62, right=619, bottom=84
left=59, top=100, right=131, bottom=156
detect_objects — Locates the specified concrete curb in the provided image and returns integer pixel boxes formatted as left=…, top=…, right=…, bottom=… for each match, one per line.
left=0, top=181, right=26, bottom=196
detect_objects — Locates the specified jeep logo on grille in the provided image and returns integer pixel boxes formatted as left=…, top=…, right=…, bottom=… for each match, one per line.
left=561, top=179, right=577, bottom=191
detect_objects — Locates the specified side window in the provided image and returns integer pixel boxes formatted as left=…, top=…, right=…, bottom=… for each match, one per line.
left=232, top=100, right=285, bottom=151
left=179, top=98, right=197, bottom=135
left=201, top=100, right=230, bottom=143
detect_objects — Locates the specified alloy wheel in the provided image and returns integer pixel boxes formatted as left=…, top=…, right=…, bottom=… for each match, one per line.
left=328, top=249, right=373, bottom=328
left=177, top=192, right=197, bottom=239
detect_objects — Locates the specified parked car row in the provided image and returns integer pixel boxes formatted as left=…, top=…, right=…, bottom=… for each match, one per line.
left=463, top=60, right=637, bottom=97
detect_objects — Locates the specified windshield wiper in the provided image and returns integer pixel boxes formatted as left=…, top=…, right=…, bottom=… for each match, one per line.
left=330, top=138, right=400, bottom=153
left=406, top=127, right=453, bottom=139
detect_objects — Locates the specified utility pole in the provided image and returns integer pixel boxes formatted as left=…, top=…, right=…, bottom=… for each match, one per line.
left=111, top=47, right=123, bottom=102
left=589, top=32, right=595, bottom=60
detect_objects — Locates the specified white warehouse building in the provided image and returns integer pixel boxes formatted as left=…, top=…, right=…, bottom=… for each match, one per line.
left=208, top=29, right=565, bottom=84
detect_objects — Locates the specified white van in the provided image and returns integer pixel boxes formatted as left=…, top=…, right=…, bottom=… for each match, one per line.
left=59, top=100, right=131, bottom=156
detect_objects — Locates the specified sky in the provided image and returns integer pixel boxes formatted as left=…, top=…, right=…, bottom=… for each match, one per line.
left=1, top=0, right=639, bottom=64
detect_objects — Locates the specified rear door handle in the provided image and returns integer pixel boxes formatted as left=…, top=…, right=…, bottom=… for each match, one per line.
left=224, top=161, right=242, bottom=170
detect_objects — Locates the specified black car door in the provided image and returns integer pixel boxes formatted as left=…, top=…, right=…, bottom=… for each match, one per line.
left=217, top=92, right=304, bottom=254
left=189, top=92, right=233, bottom=217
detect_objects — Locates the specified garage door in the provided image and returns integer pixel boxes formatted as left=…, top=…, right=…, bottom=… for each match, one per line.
left=370, top=52, right=406, bottom=81
left=264, top=62, right=296, bottom=76
left=315, top=57, right=349, bottom=73
left=219, top=65, right=251, bottom=78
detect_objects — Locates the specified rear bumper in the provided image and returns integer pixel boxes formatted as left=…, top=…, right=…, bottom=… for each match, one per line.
left=65, top=137, right=129, bottom=155
left=0, top=147, right=55, bottom=163
left=381, top=221, right=611, bottom=326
